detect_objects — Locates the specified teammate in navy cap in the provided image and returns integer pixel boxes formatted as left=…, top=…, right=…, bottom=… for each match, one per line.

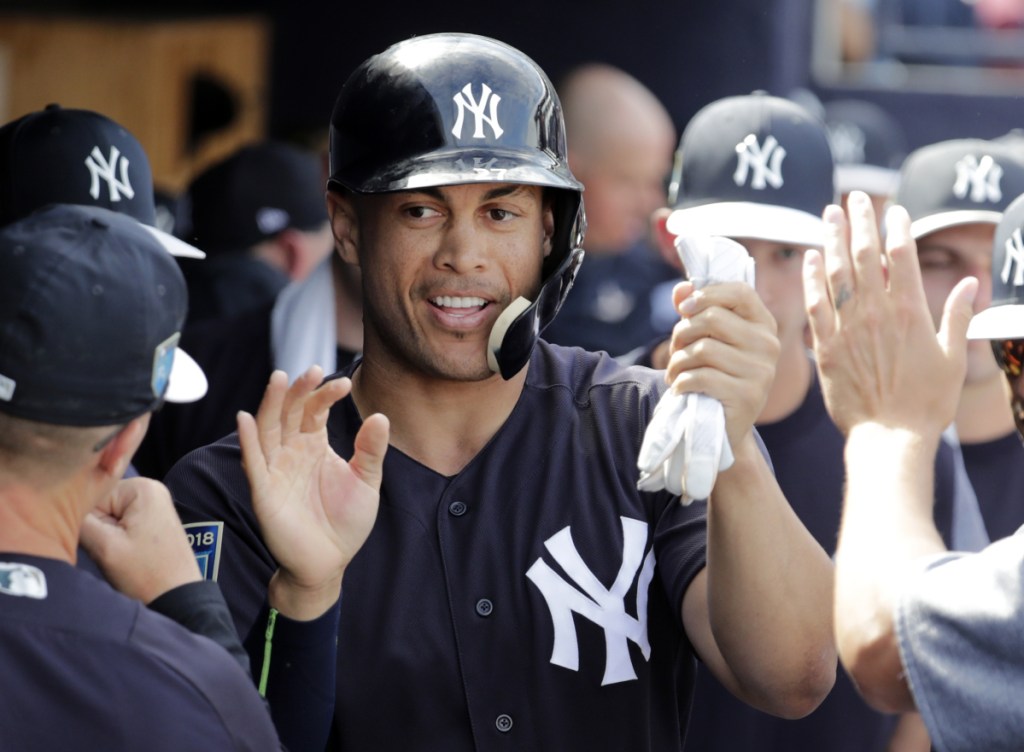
left=0, top=203, right=277, bottom=750
left=896, top=140, right=1024, bottom=548
left=168, top=33, right=835, bottom=751
left=0, top=203, right=388, bottom=751
left=808, top=188, right=1024, bottom=751
left=651, top=91, right=967, bottom=752
left=0, top=104, right=206, bottom=259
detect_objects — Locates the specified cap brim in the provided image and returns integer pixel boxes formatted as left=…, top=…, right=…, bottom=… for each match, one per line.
left=835, top=165, right=900, bottom=197
left=910, top=210, right=1002, bottom=240
left=164, top=347, right=208, bottom=403
left=967, top=305, right=1024, bottom=340
left=666, top=202, right=825, bottom=247
left=140, top=223, right=205, bottom=259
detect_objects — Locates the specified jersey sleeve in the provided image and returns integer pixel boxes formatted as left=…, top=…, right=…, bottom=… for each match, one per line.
left=148, top=580, right=251, bottom=675
left=166, top=436, right=341, bottom=752
left=895, top=533, right=1024, bottom=752
left=166, top=435, right=278, bottom=639
left=245, top=599, right=342, bottom=752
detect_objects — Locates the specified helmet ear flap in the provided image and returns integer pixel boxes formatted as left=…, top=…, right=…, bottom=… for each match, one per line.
left=488, top=247, right=585, bottom=379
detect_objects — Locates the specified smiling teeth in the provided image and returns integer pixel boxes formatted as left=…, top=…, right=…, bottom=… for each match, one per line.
left=432, top=296, right=486, bottom=308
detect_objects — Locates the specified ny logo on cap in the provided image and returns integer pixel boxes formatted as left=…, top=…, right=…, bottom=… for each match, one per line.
left=256, top=207, right=290, bottom=235
left=828, top=123, right=866, bottom=165
left=85, top=145, right=135, bottom=203
left=1001, top=227, right=1024, bottom=288
left=734, top=134, right=786, bottom=190
left=452, top=83, right=504, bottom=140
left=953, top=155, right=1003, bottom=204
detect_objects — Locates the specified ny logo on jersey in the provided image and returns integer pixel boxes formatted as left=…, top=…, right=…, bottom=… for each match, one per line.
left=1001, top=227, right=1024, bottom=288
left=85, top=145, right=135, bottom=203
left=452, top=83, right=504, bottom=140
left=526, top=516, right=655, bottom=686
left=953, top=154, right=1003, bottom=204
left=733, top=134, right=786, bottom=190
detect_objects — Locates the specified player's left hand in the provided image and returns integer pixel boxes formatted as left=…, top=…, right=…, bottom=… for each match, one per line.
left=238, top=366, right=390, bottom=621
left=664, top=279, right=779, bottom=448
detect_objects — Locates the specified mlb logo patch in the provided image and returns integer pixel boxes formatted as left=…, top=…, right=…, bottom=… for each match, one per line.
left=183, top=521, right=224, bottom=581
left=0, top=562, right=47, bottom=599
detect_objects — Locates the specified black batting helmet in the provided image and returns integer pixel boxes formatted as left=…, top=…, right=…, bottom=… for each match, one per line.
left=328, top=32, right=585, bottom=379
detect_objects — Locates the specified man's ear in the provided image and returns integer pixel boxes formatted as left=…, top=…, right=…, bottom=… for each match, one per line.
left=651, top=207, right=683, bottom=271
left=96, top=414, right=150, bottom=479
left=326, top=190, right=360, bottom=267
left=541, top=200, right=556, bottom=259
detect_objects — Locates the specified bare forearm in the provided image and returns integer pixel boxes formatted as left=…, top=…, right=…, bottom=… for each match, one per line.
left=835, top=424, right=948, bottom=712
left=706, top=434, right=836, bottom=716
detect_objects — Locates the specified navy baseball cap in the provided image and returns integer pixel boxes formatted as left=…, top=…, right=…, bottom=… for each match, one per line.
left=0, top=105, right=204, bottom=260
left=666, top=92, right=835, bottom=247
left=896, top=139, right=1024, bottom=240
left=968, top=192, right=1024, bottom=340
left=0, top=204, right=208, bottom=427
left=823, top=98, right=908, bottom=197
left=185, top=141, right=327, bottom=255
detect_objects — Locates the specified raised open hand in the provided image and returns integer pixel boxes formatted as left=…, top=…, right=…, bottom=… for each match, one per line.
left=238, top=366, right=390, bottom=619
left=803, top=192, right=977, bottom=439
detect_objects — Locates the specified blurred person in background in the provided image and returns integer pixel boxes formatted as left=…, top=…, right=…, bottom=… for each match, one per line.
left=178, top=140, right=334, bottom=324
left=541, top=63, right=679, bottom=356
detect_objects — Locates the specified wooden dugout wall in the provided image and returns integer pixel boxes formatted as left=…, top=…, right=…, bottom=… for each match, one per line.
left=0, top=15, right=271, bottom=192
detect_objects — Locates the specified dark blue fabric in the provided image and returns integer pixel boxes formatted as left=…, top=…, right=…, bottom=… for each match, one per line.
left=168, top=342, right=709, bottom=752
left=0, top=553, right=280, bottom=751
left=542, top=241, right=679, bottom=357
left=961, top=431, right=1024, bottom=542
left=683, top=368, right=958, bottom=752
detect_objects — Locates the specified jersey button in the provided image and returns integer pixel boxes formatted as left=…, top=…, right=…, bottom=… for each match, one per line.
left=475, top=598, right=493, bottom=617
left=495, top=713, right=513, bottom=733
left=448, top=500, right=468, bottom=517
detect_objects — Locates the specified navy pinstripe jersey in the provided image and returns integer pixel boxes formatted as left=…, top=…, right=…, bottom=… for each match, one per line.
left=168, top=342, right=710, bottom=751
left=0, top=553, right=280, bottom=751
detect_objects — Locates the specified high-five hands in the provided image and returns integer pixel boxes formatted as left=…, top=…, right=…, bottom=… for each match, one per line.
left=803, top=191, right=978, bottom=439
left=238, top=367, right=390, bottom=620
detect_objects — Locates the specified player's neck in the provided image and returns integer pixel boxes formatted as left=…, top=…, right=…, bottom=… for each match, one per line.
left=0, top=483, right=80, bottom=562
left=956, top=371, right=1016, bottom=444
left=351, top=355, right=527, bottom=476
left=757, top=338, right=811, bottom=426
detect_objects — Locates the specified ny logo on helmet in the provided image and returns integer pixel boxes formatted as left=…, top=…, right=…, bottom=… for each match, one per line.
left=953, top=155, right=1003, bottom=204
left=85, top=145, right=135, bottom=203
left=734, top=134, right=786, bottom=190
left=452, top=83, right=504, bottom=140
left=1002, top=228, right=1024, bottom=289
left=526, top=516, right=655, bottom=686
